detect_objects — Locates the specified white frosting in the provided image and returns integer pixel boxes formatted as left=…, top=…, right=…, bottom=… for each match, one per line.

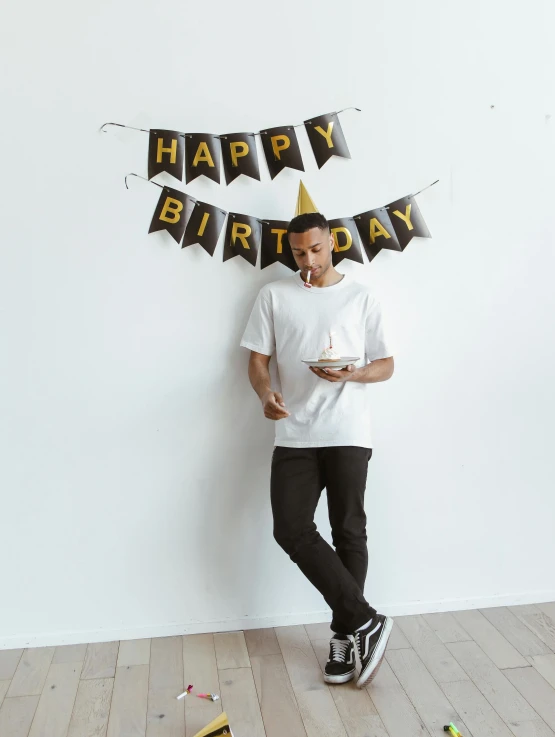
left=319, top=346, right=341, bottom=360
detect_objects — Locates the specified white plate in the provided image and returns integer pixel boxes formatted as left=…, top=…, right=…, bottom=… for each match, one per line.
left=302, top=357, right=359, bottom=369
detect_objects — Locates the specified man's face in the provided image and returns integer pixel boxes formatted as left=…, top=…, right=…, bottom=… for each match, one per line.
left=288, top=227, right=334, bottom=279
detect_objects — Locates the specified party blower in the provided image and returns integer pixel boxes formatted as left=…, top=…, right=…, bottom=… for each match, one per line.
left=444, top=723, right=465, bottom=737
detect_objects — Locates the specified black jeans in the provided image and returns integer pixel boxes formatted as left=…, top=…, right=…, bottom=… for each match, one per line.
left=271, top=445, right=377, bottom=635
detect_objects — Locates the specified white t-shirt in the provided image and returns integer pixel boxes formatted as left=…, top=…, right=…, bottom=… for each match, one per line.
left=240, top=272, right=392, bottom=449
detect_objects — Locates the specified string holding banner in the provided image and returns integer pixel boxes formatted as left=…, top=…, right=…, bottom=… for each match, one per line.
left=101, top=108, right=362, bottom=185
left=410, top=179, right=440, bottom=198
left=125, top=173, right=163, bottom=190
left=99, top=108, right=360, bottom=137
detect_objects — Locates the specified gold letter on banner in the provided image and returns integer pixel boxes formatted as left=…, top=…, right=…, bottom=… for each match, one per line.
left=159, top=197, right=183, bottom=223
left=332, top=227, right=352, bottom=252
left=271, top=135, right=290, bottom=160
left=369, top=218, right=392, bottom=244
left=314, top=122, right=334, bottom=148
left=392, top=204, right=414, bottom=230
left=271, top=228, right=287, bottom=254
left=157, top=137, right=178, bottom=164
left=230, top=141, right=249, bottom=167
left=197, top=211, right=210, bottom=236
left=231, top=221, right=252, bottom=249
left=192, top=142, right=215, bottom=168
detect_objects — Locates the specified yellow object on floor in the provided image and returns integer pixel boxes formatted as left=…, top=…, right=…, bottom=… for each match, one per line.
left=191, top=711, right=232, bottom=737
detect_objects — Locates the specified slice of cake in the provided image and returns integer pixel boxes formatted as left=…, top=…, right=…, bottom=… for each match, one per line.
left=318, top=332, right=341, bottom=361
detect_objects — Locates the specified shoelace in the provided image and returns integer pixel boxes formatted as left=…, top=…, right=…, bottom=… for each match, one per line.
left=329, top=638, right=350, bottom=662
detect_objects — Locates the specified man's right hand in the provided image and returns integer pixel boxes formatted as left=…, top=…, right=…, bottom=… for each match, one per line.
left=262, top=391, right=290, bottom=421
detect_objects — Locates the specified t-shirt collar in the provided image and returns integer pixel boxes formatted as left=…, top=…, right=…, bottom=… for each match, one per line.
left=294, top=271, right=349, bottom=293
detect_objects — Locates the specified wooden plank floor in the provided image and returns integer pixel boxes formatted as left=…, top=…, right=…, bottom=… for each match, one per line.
left=1, top=602, right=555, bottom=737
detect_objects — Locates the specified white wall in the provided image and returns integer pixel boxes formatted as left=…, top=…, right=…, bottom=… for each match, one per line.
left=1, top=0, right=555, bottom=648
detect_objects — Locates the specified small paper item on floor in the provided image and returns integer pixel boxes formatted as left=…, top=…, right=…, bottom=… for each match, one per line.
left=176, top=684, right=193, bottom=700
left=197, top=692, right=220, bottom=702
left=191, top=711, right=232, bottom=737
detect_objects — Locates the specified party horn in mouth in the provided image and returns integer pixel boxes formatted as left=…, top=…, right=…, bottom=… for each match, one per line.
left=304, top=270, right=312, bottom=289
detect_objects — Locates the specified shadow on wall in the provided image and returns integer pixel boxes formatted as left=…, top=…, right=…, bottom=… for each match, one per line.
left=186, top=340, right=276, bottom=626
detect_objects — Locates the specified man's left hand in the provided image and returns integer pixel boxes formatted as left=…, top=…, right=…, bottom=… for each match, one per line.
left=309, top=364, right=357, bottom=383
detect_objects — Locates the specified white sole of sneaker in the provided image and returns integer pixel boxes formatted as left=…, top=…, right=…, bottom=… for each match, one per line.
left=324, top=669, right=356, bottom=684
left=356, top=616, right=394, bottom=689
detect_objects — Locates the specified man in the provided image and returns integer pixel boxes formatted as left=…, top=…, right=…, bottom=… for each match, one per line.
left=240, top=211, right=394, bottom=688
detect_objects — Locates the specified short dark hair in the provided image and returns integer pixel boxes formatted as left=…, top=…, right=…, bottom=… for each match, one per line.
left=287, top=212, right=329, bottom=235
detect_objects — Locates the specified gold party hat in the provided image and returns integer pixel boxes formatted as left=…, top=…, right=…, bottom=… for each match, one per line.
left=191, top=711, right=232, bottom=737
left=294, top=181, right=319, bottom=217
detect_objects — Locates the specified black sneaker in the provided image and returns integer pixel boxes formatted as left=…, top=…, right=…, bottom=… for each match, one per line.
left=354, top=614, right=394, bottom=688
left=324, top=634, right=356, bottom=684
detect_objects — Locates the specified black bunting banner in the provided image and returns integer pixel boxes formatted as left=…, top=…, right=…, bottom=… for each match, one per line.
left=148, top=186, right=194, bottom=243
left=261, top=220, right=297, bottom=271
left=223, top=213, right=262, bottom=267
left=129, top=171, right=437, bottom=268
left=182, top=200, right=227, bottom=256
left=103, top=108, right=362, bottom=185
left=221, top=133, right=261, bottom=185
left=148, top=130, right=184, bottom=181
left=304, top=112, right=351, bottom=169
left=387, top=196, right=432, bottom=250
left=259, top=126, right=304, bottom=180
left=185, top=133, right=221, bottom=185
left=329, top=217, right=364, bottom=266
left=355, top=207, right=401, bottom=262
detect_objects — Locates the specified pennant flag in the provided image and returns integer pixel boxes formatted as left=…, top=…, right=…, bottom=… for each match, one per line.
left=191, top=711, right=232, bottom=737
left=148, top=129, right=184, bottom=181
left=354, top=206, right=401, bottom=262
left=328, top=217, right=364, bottom=265
left=304, top=112, right=351, bottom=169
left=185, top=133, right=221, bottom=185
left=182, top=200, right=227, bottom=256
left=260, top=125, right=304, bottom=179
left=386, top=195, right=432, bottom=250
left=148, top=187, right=195, bottom=244
left=261, top=220, right=297, bottom=271
left=294, top=181, right=319, bottom=217
left=221, top=133, right=261, bottom=185
left=223, top=213, right=261, bottom=266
